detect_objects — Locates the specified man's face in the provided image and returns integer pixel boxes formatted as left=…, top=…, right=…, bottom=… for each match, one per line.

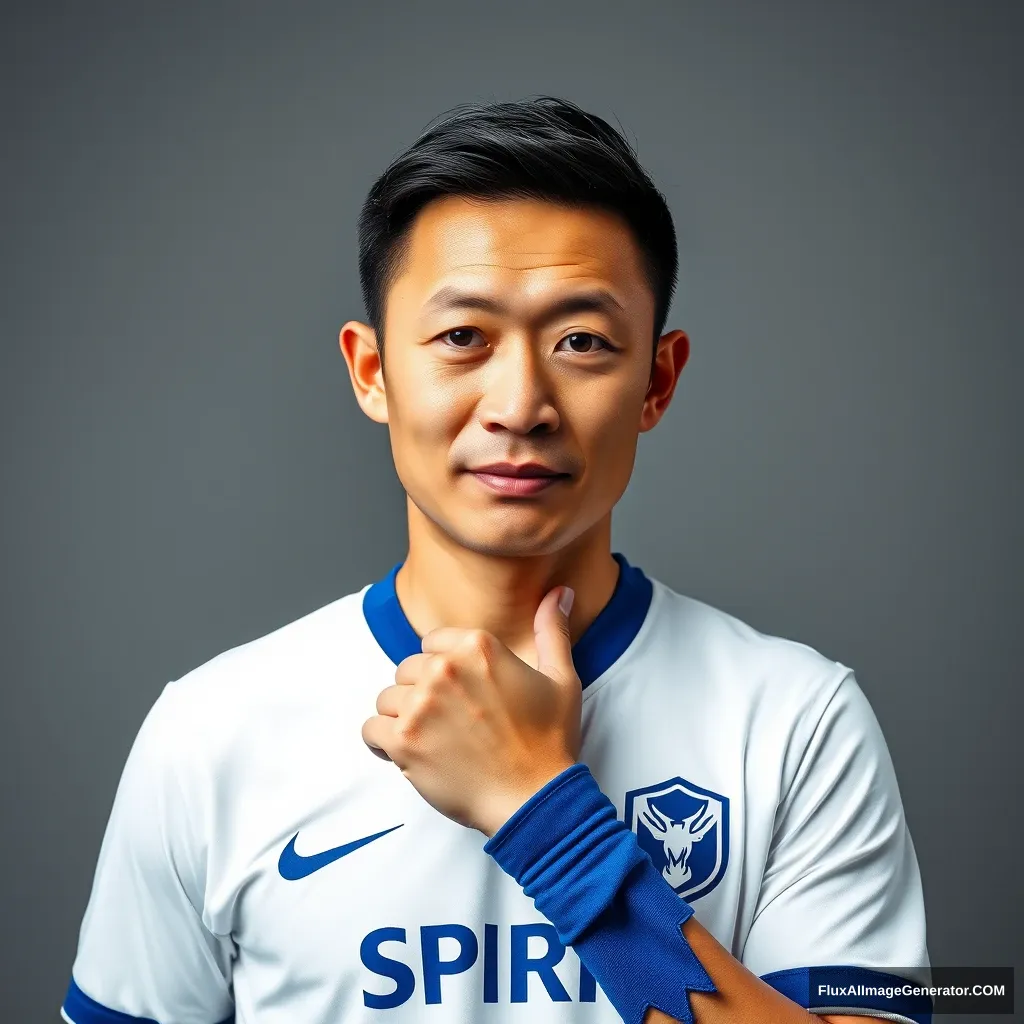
left=352, top=195, right=682, bottom=557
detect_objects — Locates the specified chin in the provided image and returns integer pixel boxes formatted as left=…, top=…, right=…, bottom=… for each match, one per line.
left=450, top=532, right=565, bottom=559
left=411, top=494, right=587, bottom=557
left=437, top=518, right=572, bottom=559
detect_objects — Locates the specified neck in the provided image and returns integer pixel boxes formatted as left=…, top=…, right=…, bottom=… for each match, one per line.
left=395, top=498, right=621, bottom=667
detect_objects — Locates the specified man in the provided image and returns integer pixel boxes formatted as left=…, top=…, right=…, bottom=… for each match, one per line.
left=61, top=97, right=931, bottom=1024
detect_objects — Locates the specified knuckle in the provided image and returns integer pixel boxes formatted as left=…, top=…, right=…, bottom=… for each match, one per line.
left=470, top=629, right=493, bottom=651
left=430, top=654, right=458, bottom=683
left=397, top=718, right=420, bottom=747
left=415, top=689, right=439, bottom=715
left=463, top=629, right=495, bottom=662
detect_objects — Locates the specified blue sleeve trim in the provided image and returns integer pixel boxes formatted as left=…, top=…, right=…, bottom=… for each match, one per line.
left=62, top=977, right=234, bottom=1024
left=760, top=965, right=932, bottom=1023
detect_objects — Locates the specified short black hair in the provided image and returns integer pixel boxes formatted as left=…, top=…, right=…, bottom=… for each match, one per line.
left=357, top=95, right=678, bottom=377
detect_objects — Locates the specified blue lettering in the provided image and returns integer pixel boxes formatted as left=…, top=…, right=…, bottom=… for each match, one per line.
left=510, top=923, right=571, bottom=1003
left=421, top=924, right=478, bottom=1004
left=360, top=922, right=596, bottom=1007
left=361, top=927, right=416, bottom=1009
left=580, top=959, right=597, bottom=1002
left=483, top=922, right=499, bottom=1003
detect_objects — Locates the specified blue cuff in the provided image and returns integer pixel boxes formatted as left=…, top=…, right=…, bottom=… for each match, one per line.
left=485, top=763, right=651, bottom=944
left=485, top=763, right=716, bottom=1024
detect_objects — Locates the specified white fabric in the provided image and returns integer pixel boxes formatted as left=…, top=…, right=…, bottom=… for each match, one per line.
left=64, top=569, right=929, bottom=1023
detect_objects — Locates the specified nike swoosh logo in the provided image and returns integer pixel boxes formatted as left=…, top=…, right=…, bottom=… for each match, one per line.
left=278, top=823, right=404, bottom=880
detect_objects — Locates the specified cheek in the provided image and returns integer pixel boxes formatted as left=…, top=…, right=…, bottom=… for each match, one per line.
left=575, top=395, right=645, bottom=490
left=386, top=383, right=468, bottom=489
left=390, top=376, right=462, bottom=446
left=592, top=425, right=640, bottom=486
left=581, top=393, right=643, bottom=454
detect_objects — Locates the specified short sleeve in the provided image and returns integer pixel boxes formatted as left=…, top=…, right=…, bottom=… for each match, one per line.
left=742, top=670, right=931, bottom=1022
left=61, top=684, right=235, bottom=1024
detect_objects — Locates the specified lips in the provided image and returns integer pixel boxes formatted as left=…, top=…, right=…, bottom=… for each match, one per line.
left=465, top=460, right=572, bottom=497
left=470, top=472, right=567, bottom=496
left=465, top=461, right=571, bottom=498
left=469, top=462, right=568, bottom=478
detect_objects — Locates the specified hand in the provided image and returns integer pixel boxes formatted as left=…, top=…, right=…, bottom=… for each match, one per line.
left=362, top=586, right=581, bottom=836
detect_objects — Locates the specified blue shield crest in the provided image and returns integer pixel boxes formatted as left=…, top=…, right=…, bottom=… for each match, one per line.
left=624, top=776, right=729, bottom=901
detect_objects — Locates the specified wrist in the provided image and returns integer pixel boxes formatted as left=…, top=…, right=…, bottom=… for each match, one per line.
left=478, top=757, right=578, bottom=839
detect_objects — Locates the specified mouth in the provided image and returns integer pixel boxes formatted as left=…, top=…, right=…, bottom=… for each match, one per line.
left=469, top=472, right=570, bottom=496
left=465, top=463, right=572, bottom=497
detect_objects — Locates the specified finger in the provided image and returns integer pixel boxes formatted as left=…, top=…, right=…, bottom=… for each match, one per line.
left=419, top=626, right=482, bottom=654
left=374, top=684, right=408, bottom=717
left=361, top=714, right=398, bottom=763
left=533, top=586, right=577, bottom=684
left=395, top=651, right=434, bottom=685
left=422, top=628, right=507, bottom=678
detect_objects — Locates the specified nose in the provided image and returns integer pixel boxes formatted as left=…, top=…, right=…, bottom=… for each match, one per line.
left=477, top=337, right=560, bottom=436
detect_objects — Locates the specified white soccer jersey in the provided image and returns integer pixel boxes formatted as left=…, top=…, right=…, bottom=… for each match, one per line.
left=62, top=552, right=931, bottom=1024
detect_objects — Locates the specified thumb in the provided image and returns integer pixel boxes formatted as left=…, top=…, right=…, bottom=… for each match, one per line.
left=533, top=586, right=577, bottom=684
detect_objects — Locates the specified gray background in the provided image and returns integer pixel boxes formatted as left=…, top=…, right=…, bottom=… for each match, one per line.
left=2, top=1, right=1020, bottom=1021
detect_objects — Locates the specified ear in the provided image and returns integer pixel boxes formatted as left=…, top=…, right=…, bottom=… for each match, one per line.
left=640, top=329, right=690, bottom=433
left=339, top=321, right=388, bottom=424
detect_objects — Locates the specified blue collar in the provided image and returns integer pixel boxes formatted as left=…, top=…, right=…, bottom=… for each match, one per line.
left=362, top=552, right=653, bottom=691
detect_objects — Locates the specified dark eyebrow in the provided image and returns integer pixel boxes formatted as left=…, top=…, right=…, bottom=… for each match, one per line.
left=421, top=285, right=626, bottom=323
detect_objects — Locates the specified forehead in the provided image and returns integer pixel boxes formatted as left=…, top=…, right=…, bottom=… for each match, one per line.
left=391, top=195, right=650, bottom=308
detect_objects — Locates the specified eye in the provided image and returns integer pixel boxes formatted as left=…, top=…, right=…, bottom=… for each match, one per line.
left=557, top=332, right=614, bottom=354
left=439, top=327, right=485, bottom=348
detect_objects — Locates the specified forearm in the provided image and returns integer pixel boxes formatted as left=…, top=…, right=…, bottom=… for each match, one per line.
left=486, top=764, right=895, bottom=1024
left=640, top=916, right=816, bottom=1024
left=642, top=917, right=889, bottom=1024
